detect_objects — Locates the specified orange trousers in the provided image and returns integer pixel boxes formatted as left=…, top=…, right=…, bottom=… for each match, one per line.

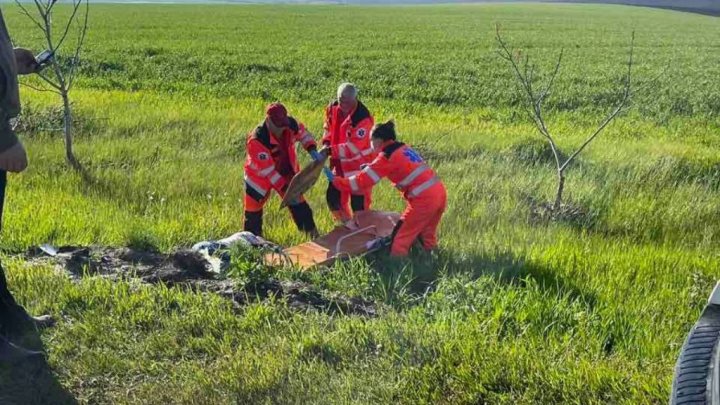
left=390, top=183, right=447, bottom=256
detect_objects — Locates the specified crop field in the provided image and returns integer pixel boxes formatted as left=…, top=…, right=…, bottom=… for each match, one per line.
left=1, top=3, right=719, bottom=404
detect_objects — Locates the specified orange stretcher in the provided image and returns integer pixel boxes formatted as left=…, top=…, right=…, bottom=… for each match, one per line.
left=265, top=210, right=400, bottom=269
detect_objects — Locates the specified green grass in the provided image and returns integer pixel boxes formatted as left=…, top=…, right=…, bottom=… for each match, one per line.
left=1, top=3, right=719, bottom=403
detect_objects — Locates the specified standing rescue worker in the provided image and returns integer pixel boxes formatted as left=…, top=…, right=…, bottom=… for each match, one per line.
left=0, top=9, right=55, bottom=361
left=320, top=83, right=375, bottom=223
left=243, top=103, right=321, bottom=238
left=325, top=120, right=447, bottom=257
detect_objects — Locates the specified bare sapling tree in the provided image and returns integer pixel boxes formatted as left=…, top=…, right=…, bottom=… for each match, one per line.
left=15, top=0, right=89, bottom=171
left=496, top=25, right=635, bottom=213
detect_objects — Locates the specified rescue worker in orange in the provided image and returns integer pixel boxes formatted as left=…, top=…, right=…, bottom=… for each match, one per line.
left=243, top=103, right=321, bottom=238
left=320, top=83, right=375, bottom=223
left=324, top=120, right=447, bottom=257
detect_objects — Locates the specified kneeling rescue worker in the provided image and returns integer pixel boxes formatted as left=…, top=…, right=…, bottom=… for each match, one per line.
left=243, top=103, right=321, bottom=238
left=325, top=120, right=447, bottom=256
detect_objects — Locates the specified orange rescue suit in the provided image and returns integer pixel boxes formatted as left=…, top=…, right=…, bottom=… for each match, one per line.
left=332, top=141, right=447, bottom=256
left=322, top=100, right=375, bottom=221
left=243, top=118, right=317, bottom=236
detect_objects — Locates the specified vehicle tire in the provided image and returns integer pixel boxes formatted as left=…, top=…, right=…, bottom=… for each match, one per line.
left=670, top=304, right=720, bottom=405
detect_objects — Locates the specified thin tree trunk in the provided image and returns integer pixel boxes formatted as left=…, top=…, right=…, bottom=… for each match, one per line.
left=554, top=171, right=565, bottom=212
left=61, top=90, right=80, bottom=171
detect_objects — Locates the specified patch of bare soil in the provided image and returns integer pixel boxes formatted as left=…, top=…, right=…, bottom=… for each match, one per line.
left=24, top=246, right=376, bottom=317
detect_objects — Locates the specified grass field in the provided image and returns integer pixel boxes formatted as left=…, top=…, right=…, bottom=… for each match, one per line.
left=1, top=3, right=719, bottom=403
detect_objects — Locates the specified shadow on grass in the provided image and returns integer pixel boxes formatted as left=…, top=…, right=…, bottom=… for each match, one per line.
left=77, top=170, right=134, bottom=204
left=0, top=356, right=77, bottom=405
left=0, top=325, right=77, bottom=405
left=366, top=247, right=597, bottom=311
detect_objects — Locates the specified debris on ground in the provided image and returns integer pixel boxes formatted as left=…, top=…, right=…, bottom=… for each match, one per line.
left=24, top=245, right=377, bottom=317
left=191, top=231, right=284, bottom=273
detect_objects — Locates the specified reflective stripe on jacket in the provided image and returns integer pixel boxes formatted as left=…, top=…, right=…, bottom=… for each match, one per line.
left=243, top=117, right=316, bottom=197
left=322, top=100, right=375, bottom=176
left=332, top=141, right=443, bottom=201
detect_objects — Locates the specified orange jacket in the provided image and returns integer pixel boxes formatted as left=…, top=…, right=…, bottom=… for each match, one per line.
left=332, top=141, right=443, bottom=202
left=322, top=100, right=375, bottom=177
left=244, top=118, right=316, bottom=197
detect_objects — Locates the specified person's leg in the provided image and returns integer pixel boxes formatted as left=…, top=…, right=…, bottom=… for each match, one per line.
left=0, top=171, right=51, bottom=352
left=419, top=207, right=444, bottom=251
left=338, top=191, right=352, bottom=221
left=350, top=188, right=372, bottom=213
left=389, top=203, right=434, bottom=257
left=0, top=171, right=31, bottom=335
left=326, top=181, right=351, bottom=222
left=419, top=190, right=447, bottom=251
left=243, top=210, right=263, bottom=237
left=277, top=184, right=318, bottom=237
left=350, top=194, right=364, bottom=213
left=287, top=197, right=318, bottom=238
left=0, top=262, right=44, bottom=352
left=325, top=181, right=339, bottom=217
left=0, top=262, right=31, bottom=336
left=243, top=184, right=268, bottom=237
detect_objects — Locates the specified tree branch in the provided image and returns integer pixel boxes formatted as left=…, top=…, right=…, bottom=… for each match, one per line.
left=559, top=103, right=625, bottom=173
left=55, top=0, right=83, bottom=51
left=538, top=48, right=563, bottom=105
left=496, top=26, right=540, bottom=122
left=46, top=0, right=59, bottom=15
left=13, top=0, right=45, bottom=32
left=496, top=24, right=562, bottom=170
left=20, top=80, right=61, bottom=94
left=36, top=71, right=62, bottom=90
left=559, top=31, right=635, bottom=172
left=32, top=0, right=47, bottom=20
left=35, top=0, right=58, bottom=73
left=497, top=31, right=530, bottom=95
left=67, top=0, right=89, bottom=90
left=15, top=0, right=89, bottom=173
